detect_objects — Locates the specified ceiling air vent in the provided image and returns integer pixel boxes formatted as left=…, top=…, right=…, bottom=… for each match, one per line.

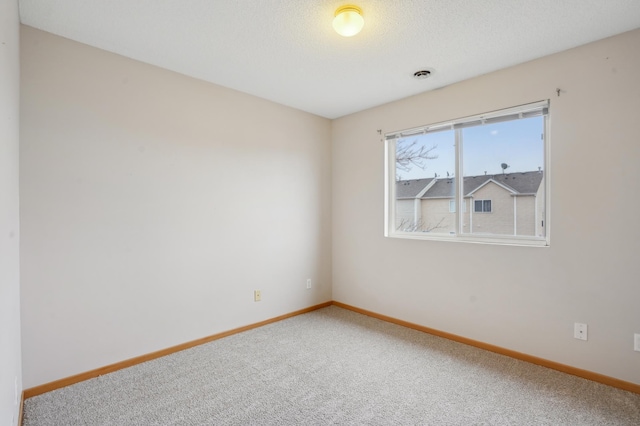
left=413, top=70, right=431, bottom=79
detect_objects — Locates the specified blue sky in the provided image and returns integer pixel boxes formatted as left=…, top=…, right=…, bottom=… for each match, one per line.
left=397, top=116, right=544, bottom=180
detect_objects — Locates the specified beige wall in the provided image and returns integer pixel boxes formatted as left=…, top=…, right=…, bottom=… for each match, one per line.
left=20, top=26, right=332, bottom=388
left=333, top=29, right=640, bottom=384
left=15, top=20, right=640, bottom=393
left=0, top=1, right=22, bottom=424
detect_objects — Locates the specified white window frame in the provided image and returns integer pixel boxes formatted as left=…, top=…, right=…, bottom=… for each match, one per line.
left=384, top=100, right=550, bottom=247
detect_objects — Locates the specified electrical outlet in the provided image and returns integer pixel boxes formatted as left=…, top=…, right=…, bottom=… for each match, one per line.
left=574, top=323, right=588, bottom=341
left=254, top=290, right=261, bottom=302
left=634, top=334, right=640, bottom=352
left=14, top=377, right=18, bottom=405
left=306, top=279, right=312, bottom=289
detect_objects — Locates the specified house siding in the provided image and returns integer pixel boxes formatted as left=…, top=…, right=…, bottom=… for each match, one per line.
left=420, top=198, right=455, bottom=233
left=515, top=195, right=536, bottom=236
left=535, top=176, right=546, bottom=237
left=395, top=199, right=417, bottom=230
left=469, top=182, right=514, bottom=235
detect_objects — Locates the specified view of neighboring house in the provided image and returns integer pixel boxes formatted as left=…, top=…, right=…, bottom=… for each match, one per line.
left=396, top=171, right=545, bottom=237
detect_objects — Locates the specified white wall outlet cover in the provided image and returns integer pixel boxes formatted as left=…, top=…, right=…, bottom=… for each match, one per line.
left=634, top=334, right=640, bottom=352
left=574, top=323, right=588, bottom=341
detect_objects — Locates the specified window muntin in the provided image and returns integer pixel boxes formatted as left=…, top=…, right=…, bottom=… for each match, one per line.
left=385, top=101, right=549, bottom=246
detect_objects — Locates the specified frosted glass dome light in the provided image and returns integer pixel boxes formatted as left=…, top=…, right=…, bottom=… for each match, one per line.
left=332, top=5, right=364, bottom=37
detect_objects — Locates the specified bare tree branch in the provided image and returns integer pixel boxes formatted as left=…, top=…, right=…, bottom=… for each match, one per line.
left=396, top=139, right=438, bottom=174
left=422, top=217, right=446, bottom=232
left=397, top=217, right=447, bottom=233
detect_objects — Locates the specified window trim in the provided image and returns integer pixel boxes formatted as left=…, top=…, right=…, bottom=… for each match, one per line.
left=384, top=100, right=550, bottom=247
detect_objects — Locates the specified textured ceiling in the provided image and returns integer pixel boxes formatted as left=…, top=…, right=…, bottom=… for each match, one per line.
left=18, top=0, right=640, bottom=119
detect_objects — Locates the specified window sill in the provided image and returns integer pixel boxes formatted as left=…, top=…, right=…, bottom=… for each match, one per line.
left=386, top=231, right=549, bottom=247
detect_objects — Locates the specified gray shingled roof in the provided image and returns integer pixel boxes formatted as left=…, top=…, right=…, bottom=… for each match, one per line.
left=396, top=171, right=543, bottom=199
left=463, top=171, right=544, bottom=196
left=396, top=178, right=434, bottom=199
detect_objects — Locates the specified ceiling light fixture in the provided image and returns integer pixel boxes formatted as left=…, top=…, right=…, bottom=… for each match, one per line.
left=333, top=5, right=364, bottom=37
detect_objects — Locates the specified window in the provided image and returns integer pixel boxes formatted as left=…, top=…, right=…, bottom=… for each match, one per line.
left=385, top=100, right=549, bottom=246
left=449, top=200, right=467, bottom=213
left=474, top=200, right=492, bottom=213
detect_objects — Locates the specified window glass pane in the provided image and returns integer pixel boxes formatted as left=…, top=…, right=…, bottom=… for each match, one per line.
left=395, top=130, right=456, bottom=234
left=462, top=116, right=545, bottom=236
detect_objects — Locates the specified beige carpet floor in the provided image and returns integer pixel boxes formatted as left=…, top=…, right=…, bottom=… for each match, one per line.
left=23, top=306, right=640, bottom=425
